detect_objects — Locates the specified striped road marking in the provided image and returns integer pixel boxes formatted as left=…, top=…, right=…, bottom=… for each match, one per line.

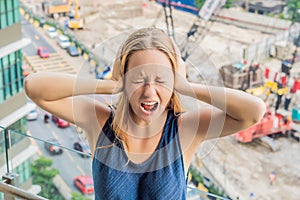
left=25, top=53, right=77, bottom=74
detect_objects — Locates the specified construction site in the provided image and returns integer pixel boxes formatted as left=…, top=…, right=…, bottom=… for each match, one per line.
left=23, top=0, right=300, bottom=199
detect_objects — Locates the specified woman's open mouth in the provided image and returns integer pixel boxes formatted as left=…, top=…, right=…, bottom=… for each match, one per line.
left=141, top=101, right=159, bottom=113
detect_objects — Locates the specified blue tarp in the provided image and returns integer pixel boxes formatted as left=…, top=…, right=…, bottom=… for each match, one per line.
left=156, top=0, right=199, bottom=15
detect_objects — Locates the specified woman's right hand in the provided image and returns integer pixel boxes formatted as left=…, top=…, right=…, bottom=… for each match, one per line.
left=111, top=78, right=124, bottom=94
left=174, top=52, right=193, bottom=97
left=98, top=78, right=123, bottom=94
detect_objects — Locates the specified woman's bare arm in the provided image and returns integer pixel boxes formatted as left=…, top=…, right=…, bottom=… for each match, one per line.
left=24, top=72, right=120, bottom=130
left=174, top=59, right=266, bottom=141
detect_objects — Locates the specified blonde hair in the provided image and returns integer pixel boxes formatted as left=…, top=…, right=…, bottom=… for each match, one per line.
left=111, top=27, right=183, bottom=148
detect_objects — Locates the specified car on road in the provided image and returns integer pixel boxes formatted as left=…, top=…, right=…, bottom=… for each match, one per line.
left=37, top=46, right=50, bottom=58
left=56, top=35, right=71, bottom=49
left=44, top=139, right=63, bottom=155
left=51, top=115, right=70, bottom=128
left=73, top=141, right=91, bottom=158
left=73, top=175, right=94, bottom=195
left=67, top=45, right=79, bottom=57
left=26, top=109, right=38, bottom=121
left=46, top=27, right=58, bottom=38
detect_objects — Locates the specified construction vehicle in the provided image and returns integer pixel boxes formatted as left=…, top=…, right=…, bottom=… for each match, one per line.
left=42, top=0, right=72, bottom=18
left=290, top=123, right=300, bottom=142
left=219, top=62, right=264, bottom=90
left=246, top=80, right=289, bottom=100
left=234, top=111, right=291, bottom=143
left=155, top=0, right=225, bottom=61
left=178, top=0, right=226, bottom=61
left=68, top=0, right=84, bottom=29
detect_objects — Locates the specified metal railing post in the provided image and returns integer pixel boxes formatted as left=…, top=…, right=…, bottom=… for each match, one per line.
left=1, top=173, right=48, bottom=200
left=4, top=128, right=10, bottom=173
left=0, top=126, right=10, bottom=173
left=2, top=173, right=19, bottom=200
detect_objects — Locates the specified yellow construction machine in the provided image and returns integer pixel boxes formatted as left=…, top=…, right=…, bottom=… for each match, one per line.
left=68, top=0, right=84, bottom=29
left=246, top=80, right=289, bottom=100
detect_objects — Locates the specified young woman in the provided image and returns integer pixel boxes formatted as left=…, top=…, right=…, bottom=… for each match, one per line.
left=25, top=27, right=266, bottom=199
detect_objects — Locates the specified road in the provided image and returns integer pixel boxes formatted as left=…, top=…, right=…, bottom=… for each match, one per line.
left=22, top=17, right=55, bottom=56
left=21, top=15, right=95, bottom=198
left=27, top=108, right=94, bottom=199
left=21, top=16, right=85, bottom=75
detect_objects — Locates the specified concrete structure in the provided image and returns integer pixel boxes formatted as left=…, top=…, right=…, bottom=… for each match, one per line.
left=0, top=0, right=39, bottom=198
left=243, top=0, right=285, bottom=15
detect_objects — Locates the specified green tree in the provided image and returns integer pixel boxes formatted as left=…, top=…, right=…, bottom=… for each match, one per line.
left=208, top=184, right=225, bottom=197
left=189, top=166, right=204, bottom=184
left=195, top=0, right=206, bottom=10
left=286, top=0, right=300, bottom=22
left=30, top=156, right=63, bottom=200
left=72, top=192, right=91, bottom=200
left=224, top=0, right=236, bottom=9
left=195, top=0, right=235, bottom=11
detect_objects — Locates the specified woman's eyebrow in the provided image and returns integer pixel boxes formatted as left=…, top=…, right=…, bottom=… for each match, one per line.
left=133, top=72, right=145, bottom=79
left=140, top=70, right=146, bottom=77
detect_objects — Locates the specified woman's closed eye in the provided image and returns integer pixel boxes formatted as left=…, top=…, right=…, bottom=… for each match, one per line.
left=155, top=77, right=167, bottom=84
left=132, top=79, right=144, bottom=84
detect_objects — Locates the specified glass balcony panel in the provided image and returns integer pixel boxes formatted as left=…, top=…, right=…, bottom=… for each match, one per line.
left=2, top=127, right=228, bottom=200
left=187, top=185, right=230, bottom=199
left=6, top=129, right=93, bottom=199
left=0, top=127, right=9, bottom=174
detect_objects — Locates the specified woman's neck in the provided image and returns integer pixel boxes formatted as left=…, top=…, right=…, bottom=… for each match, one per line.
left=125, top=110, right=168, bottom=139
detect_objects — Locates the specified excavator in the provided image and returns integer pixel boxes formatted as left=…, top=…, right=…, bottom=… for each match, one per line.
left=156, top=0, right=225, bottom=61
left=68, top=0, right=84, bottom=30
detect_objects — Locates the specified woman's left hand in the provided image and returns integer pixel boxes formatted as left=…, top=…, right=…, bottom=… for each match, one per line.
left=174, top=55, right=189, bottom=94
left=171, top=39, right=189, bottom=94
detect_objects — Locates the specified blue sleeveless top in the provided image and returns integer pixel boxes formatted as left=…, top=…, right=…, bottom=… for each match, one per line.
left=92, top=110, right=187, bottom=200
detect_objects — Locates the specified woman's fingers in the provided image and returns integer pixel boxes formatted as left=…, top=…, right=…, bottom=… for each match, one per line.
left=110, top=79, right=124, bottom=94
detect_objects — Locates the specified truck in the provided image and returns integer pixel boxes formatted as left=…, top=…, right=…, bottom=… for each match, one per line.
left=42, top=0, right=72, bottom=18
left=234, top=111, right=291, bottom=143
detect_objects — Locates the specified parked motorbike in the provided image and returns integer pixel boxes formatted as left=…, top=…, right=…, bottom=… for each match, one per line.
left=44, top=113, right=50, bottom=123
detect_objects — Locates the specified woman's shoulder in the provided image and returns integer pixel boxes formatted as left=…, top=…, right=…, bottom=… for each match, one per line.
left=86, top=104, right=113, bottom=152
left=96, top=104, right=114, bottom=126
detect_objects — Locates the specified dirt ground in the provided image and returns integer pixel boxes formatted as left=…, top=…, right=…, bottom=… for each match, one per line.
left=24, top=0, right=300, bottom=199
left=199, top=135, right=300, bottom=199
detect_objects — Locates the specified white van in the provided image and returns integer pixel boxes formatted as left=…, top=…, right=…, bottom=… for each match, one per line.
left=56, top=35, right=71, bottom=49
left=46, top=27, right=58, bottom=38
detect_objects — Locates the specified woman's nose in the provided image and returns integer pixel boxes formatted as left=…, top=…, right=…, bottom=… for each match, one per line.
left=143, top=82, right=157, bottom=97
